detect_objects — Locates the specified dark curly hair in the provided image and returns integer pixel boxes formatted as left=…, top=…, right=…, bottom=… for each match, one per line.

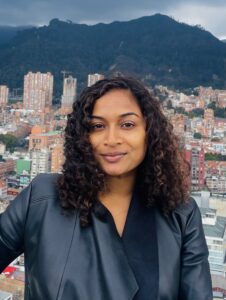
left=58, top=76, right=190, bottom=226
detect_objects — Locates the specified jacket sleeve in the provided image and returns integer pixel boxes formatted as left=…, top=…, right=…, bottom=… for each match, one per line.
left=0, top=183, right=31, bottom=273
left=179, top=199, right=213, bottom=300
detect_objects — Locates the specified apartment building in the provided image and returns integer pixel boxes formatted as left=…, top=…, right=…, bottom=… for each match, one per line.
left=23, top=72, right=53, bottom=111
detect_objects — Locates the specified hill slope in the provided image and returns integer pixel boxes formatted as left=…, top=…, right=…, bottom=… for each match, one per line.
left=0, top=14, right=225, bottom=97
left=0, top=25, right=34, bottom=45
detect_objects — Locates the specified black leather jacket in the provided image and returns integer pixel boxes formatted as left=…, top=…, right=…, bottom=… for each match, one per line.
left=0, top=174, right=212, bottom=300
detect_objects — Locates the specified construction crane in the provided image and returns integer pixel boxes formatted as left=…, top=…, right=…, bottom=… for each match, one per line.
left=61, top=71, right=72, bottom=80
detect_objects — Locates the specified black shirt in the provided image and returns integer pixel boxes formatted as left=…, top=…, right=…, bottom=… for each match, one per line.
left=100, top=189, right=159, bottom=300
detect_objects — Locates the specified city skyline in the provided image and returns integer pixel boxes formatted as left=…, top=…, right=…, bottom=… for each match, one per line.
left=0, top=0, right=225, bottom=39
left=1, top=75, right=226, bottom=298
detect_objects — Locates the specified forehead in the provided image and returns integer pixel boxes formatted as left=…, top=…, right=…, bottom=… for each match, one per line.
left=92, top=89, right=142, bottom=115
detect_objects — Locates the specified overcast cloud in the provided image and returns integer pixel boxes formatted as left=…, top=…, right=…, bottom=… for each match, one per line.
left=0, top=0, right=225, bottom=39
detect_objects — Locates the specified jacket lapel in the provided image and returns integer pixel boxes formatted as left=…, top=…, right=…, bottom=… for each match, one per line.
left=92, top=201, right=139, bottom=300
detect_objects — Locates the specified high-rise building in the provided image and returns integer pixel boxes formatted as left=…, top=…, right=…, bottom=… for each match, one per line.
left=203, top=108, right=214, bottom=138
left=23, top=72, right=53, bottom=111
left=185, top=145, right=205, bottom=191
left=0, top=142, right=6, bottom=155
left=87, top=73, right=104, bottom=87
left=51, top=142, right=64, bottom=173
left=61, top=76, right=77, bottom=108
left=218, top=91, right=226, bottom=108
left=0, top=85, right=9, bottom=107
left=30, top=149, right=51, bottom=180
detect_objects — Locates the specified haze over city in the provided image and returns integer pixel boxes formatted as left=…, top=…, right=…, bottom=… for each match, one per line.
left=0, top=0, right=225, bottom=39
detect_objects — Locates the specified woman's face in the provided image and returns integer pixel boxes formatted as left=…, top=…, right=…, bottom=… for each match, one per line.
left=89, top=89, right=147, bottom=179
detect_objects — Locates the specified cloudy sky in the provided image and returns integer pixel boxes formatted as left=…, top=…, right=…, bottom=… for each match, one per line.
left=0, top=0, right=225, bottom=39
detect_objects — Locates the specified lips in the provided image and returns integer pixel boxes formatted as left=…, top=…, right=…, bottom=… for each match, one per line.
left=101, top=152, right=126, bottom=163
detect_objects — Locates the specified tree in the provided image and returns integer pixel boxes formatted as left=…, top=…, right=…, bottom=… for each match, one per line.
left=205, top=153, right=217, bottom=160
left=0, top=134, right=19, bottom=152
left=194, top=132, right=202, bottom=139
left=174, top=107, right=186, bottom=115
left=205, top=153, right=226, bottom=161
left=207, top=101, right=216, bottom=110
left=189, top=108, right=204, bottom=118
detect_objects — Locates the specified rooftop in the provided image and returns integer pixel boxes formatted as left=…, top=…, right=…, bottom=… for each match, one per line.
left=202, top=215, right=226, bottom=239
left=200, top=207, right=226, bottom=238
left=0, top=290, right=12, bottom=300
left=200, top=207, right=216, bottom=215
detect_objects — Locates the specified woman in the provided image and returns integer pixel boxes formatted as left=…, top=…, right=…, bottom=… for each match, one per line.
left=0, top=77, right=212, bottom=299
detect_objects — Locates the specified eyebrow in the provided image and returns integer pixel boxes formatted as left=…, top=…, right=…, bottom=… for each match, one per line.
left=90, top=112, right=140, bottom=119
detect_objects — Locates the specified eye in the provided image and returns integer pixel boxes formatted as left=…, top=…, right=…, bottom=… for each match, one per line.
left=121, top=122, right=135, bottom=129
left=90, top=123, right=105, bottom=131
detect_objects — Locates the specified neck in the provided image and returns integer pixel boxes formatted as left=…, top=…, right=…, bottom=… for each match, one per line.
left=99, top=173, right=136, bottom=209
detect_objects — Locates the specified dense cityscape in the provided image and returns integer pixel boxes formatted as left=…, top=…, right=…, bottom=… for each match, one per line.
left=1, top=71, right=226, bottom=299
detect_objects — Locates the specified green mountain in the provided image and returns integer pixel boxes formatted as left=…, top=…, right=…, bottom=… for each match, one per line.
left=0, top=14, right=225, bottom=98
left=0, top=25, right=34, bottom=45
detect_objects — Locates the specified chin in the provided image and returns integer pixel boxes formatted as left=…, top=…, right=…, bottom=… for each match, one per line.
left=102, top=168, right=124, bottom=176
left=105, top=171, right=124, bottom=177
left=103, top=168, right=134, bottom=178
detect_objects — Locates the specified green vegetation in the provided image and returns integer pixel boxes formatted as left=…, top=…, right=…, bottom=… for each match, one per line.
left=188, top=108, right=204, bottom=118
left=0, top=134, right=19, bottom=152
left=205, top=153, right=226, bottom=161
left=174, top=107, right=188, bottom=115
left=207, top=102, right=216, bottom=110
left=0, top=14, right=225, bottom=98
left=194, top=132, right=202, bottom=139
left=207, top=102, right=226, bottom=118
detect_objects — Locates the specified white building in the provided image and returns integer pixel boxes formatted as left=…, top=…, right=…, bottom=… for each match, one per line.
left=87, top=73, right=104, bottom=87
left=201, top=207, right=226, bottom=276
left=0, top=142, right=6, bottom=155
left=0, top=85, right=9, bottom=107
left=206, top=176, right=226, bottom=194
left=191, top=190, right=210, bottom=208
left=0, top=290, right=13, bottom=300
left=30, top=149, right=51, bottom=179
left=23, top=72, right=53, bottom=111
left=61, top=76, right=77, bottom=108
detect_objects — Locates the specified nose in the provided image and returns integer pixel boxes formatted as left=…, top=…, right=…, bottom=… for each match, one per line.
left=104, top=126, right=122, bottom=146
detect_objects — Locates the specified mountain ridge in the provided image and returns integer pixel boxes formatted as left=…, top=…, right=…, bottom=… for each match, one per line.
left=0, top=25, right=34, bottom=45
left=0, top=14, right=225, bottom=98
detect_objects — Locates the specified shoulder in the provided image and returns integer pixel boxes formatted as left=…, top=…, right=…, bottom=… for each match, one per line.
left=174, top=197, right=199, bottom=218
left=172, top=197, right=203, bottom=237
left=29, top=173, right=60, bottom=204
left=154, top=197, right=202, bottom=239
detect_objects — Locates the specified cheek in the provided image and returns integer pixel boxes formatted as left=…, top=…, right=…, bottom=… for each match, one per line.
left=89, top=135, right=98, bottom=150
left=132, top=138, right=147, bottom=156
left=135, top=132, right=147, bottom=147
left=137, top=134, right=147, bottom=156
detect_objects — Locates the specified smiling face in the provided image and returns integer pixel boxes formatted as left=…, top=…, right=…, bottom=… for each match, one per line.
left=89, top=89, right=147, bottom=179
